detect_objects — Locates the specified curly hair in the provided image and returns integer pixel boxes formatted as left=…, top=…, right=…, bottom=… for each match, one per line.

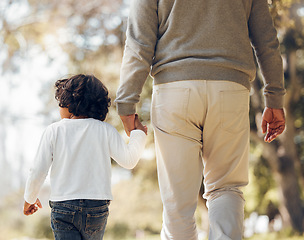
left=55, top=74, right=111, bottom=121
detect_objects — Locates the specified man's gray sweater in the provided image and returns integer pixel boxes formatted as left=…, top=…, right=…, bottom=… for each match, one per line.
left=116, top=0, right=285, bottom=115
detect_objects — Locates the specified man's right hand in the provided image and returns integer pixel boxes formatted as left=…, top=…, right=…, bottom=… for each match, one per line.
left=120, top=114, right=136, bottom=137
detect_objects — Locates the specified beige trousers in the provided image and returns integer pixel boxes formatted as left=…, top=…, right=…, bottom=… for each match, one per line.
left=151, top=80, right=250, bottom=240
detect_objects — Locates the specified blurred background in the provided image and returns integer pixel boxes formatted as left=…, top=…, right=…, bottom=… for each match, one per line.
left=0, top=0, right=304, bottom=239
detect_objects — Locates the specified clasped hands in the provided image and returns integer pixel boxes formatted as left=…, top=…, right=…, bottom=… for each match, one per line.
left=120, top=114, right=147, bottom=136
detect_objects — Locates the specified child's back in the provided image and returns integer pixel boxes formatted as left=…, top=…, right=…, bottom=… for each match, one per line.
left=25, top=118, right=145, bottom=204
left=23, top=74, right=147, bottom=240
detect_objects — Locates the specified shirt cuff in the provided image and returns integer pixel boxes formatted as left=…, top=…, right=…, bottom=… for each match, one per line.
left=116, top=103, right=136, bottom=116
left=24, top=194, right=36, bottom=205
left=264, top=95, right=284, bottom=109
left=130, top=129, right=147, bottom=140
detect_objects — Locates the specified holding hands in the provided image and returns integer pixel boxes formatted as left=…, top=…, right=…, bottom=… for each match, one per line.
left=120, top=114, right=147, bottom=136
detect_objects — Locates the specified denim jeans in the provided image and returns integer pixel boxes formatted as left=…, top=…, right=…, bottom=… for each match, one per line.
left=49, top=199, right=110, bottom=240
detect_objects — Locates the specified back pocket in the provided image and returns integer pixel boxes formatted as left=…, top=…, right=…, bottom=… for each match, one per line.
left=51, top=208, right=75, bottom=231
left=151, top=87, right=190, bottom=133
left=85, top=210, right=109, bottom=235
left=220, top=89, right=249, bottom=133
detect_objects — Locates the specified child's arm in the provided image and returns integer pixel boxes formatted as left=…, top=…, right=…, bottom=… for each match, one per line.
left=108, top=120, right=147, bottom=169
left=23, top=198, right=42, bottom=216
left=24, top=127, right=53, bottom=212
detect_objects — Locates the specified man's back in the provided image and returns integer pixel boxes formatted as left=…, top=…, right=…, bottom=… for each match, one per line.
left=153, top=0, right=256, bottom=87
left=116, top=0, right=284, bottom=116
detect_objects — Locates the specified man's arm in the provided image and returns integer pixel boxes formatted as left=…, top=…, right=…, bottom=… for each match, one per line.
left=248, top=0, right=286, bottom=109
left=115, top=0, right=158, bottom=121
left=248, top=0, right=286, bottom=141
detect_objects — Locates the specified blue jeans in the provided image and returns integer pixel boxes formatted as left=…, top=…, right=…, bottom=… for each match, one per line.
left=49, top=199, right=110, bottom=240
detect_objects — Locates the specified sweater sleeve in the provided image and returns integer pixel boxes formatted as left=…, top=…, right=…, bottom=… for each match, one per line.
left=108, top=128, right=146, bottom=169
left=248, top=0, right=285, bottom=108
left=24, top=127, right=53, bottom=204
left=115, top=0, right=158, bottom=116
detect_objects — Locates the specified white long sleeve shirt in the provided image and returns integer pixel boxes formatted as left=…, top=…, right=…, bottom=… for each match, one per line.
left=24, top=118, right=146, bottom=204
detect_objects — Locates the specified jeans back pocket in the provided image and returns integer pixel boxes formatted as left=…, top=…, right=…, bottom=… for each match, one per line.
left=51, top=208, right=76, bottom=231
left=85, top=210, right=109, bottom=235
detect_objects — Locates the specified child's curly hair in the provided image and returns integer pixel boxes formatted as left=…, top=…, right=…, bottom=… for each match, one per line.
left=55, top=74, right=111, bottom=121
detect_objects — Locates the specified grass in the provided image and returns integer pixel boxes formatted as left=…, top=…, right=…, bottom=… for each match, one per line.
left=247, top=232, right=304, bottom=240
left=124, top=236, right=160, bottom=240
left=122, top=232, right=304, bottom=240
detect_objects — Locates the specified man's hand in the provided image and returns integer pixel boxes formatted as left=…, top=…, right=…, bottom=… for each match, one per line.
left=261, top=107, right=285, bottom=143
left=23, top=198, right=42, bottom=216
left=120, top=114, right=136, bottom=137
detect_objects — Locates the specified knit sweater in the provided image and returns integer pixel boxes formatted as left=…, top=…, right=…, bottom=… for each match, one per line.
left=115, top=0, right=285, bottom=115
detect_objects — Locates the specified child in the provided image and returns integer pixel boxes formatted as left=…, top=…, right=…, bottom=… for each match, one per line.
left=23, top=74, right=147, bottom=240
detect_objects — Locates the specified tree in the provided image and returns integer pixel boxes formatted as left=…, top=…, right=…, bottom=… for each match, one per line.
left=1, top=0, right=304, bottom=236
left=250, top=0, right=304, bottom=233
left=0, top=0, right=128, bottom=196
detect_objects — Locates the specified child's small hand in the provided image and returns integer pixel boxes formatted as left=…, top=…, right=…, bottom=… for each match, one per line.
left=23, top=198, right=42, bottom=216
left=134, top=114, right=148, bottom=135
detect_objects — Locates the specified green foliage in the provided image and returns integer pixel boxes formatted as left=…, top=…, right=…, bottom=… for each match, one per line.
left=132, top=158, right=159, bottom=190
left=105, top=161, right=163, bottom=239
left=105, top=222, right=131, bottom=239
left=0, top=191, right=52, bottom=240
left=1, top=0, right=304, bottom=237
left=124, top=235, right=161, bottom=240
left=252, top=156, right=276, bottom=204
left=247, top=230, right=304, bottom=240
left=244, top=143, right=279, bottom=217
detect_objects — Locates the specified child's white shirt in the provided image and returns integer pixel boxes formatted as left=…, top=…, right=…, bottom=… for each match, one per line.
left=24, top=118, right=146, bottom=204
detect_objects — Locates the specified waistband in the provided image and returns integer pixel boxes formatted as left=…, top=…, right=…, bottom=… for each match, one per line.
left=49, top=199, right=110, bottom=211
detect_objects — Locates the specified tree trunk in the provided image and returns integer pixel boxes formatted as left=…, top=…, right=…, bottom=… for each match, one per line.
left=277, top=154, right=303, bottom=232
left=277, top=50, right=304, bottom=232
left=250, top=50, right=304, bottom=232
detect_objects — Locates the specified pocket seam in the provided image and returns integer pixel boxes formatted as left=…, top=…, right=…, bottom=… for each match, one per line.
left=152, top=88, right=190, bottom=133
left=220, top=90, right=249, bottom=134
left=51, top=209, right=75, bottom=231
left=85, top=211, right=109, bottom=235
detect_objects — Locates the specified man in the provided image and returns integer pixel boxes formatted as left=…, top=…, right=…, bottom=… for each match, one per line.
left=115, top=0, right=285, bottom=239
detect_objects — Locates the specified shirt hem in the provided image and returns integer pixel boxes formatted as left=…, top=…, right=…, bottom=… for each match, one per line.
left=50, top=194, right=113, bottom=202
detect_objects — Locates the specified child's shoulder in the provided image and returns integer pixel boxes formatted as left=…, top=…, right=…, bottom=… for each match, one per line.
left=94, top=120, right=121, bottom=135
left=46, top=118, right=118, bottom=133
left=47, top=119, right=65, bottom=128
left=86, top=119, right=121, bottom=138
left=99, top=120, right=117, bottom=131
left=43, top=119, right=71, bottom=134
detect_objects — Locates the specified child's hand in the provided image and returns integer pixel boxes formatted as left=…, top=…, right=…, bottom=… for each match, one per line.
left=134, top=114, right=148, bottom=135
left=23, top=198, right=42, bottom=216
